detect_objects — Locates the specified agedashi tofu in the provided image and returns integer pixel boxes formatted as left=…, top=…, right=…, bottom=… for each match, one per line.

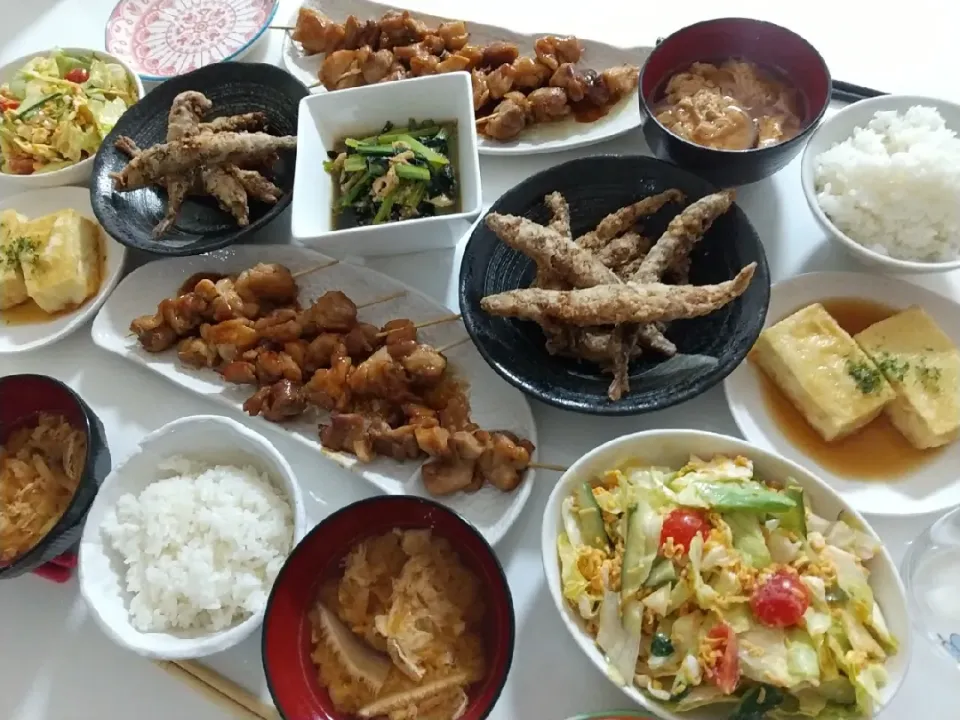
left=19, top=209, right=102, bottom=314
left=855, top=306, right=960, bottom=449
left=750, top=303, right=895, bottom=442
left=0, top=209, right=29, bottom=310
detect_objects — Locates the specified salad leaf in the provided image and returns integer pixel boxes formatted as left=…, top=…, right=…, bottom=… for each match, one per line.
left=561, top=496, right=585, bottom=548
left=688, top=534, right=720, bottom=607
left=738, top=627, right=794, bottom=687
left=822, top=546, right=873, bottom=620
left=726, top=512, right=773, bottom=568
left=641, top=583, right=672, bottom=617
left=768, top=529, right=802, bottom=564
left=88, top=97, right=128, bottom=139
left=838, top=608, right=885, bottom=660
left=557, top=533, right=594, bottom=617
left=728, top=684, right=785, bottom=720
left=621, top=496, right=660, bottom=596
left=671, top=685, right=737, bottom=711
left=786, top=629, right=821, bottom=686
left=866, top=601, right=898, bottom=653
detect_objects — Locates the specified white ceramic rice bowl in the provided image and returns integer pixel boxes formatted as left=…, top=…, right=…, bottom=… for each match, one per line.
left=540, top=429, right=910, bottom=719
left=79, top=415, right=307, bottom=660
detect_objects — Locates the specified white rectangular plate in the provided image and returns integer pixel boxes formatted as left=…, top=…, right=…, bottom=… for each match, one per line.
left=282, top=0, right=650, bottom=155
left=91, top=244, right=537, bottom=545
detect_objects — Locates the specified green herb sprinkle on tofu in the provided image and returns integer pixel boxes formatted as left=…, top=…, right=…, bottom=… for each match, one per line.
left=846, top=359, right=883, bottom=395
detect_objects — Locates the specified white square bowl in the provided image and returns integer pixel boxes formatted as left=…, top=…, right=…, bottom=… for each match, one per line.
left=291, top=73, right=482, bottom=257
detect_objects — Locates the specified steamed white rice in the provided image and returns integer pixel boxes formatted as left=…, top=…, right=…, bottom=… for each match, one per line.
left=101, top=456, right=294, bottom=633
left=814, top=105, right=960, bottom=262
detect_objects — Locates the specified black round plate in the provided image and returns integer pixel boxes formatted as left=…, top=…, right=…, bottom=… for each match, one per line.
left=458, top=155, right=770, bottom=416
left=90, top=62, right=307, bottom=257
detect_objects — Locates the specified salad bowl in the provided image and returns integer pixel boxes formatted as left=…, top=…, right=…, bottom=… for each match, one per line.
left=0, top=47, right=143, bottom=192
left=541, top=429, right=909, bottom=720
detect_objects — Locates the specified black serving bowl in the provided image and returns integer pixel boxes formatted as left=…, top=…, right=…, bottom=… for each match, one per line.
left=639, top=18, right=831, bottom=187
left=459, top=155, right=770, bottom=416
left=0, top=375, right=111, bottom=580
left=91, top=62, right=308, bottom=257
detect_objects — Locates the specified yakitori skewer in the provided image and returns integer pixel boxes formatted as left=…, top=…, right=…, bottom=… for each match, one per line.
left=355, top=289, right=407, bottom=310
left=377, top=313, right=461, bottom=338
left=292, top=260, right=339, bottom=279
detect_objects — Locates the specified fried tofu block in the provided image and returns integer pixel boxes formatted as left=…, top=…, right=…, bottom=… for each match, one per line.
left=20, top=209, right=102, bottom=314
left=855, top=306, right=960, bottom=449
left=0, top=209, right=29, bottom=309
left=750, top=303, right=895, bottom=442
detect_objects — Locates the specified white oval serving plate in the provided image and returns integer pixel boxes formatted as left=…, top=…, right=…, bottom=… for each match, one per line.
left=724, top=271, right=960, bottom=516
left=541, top=429, right=910, bottom=720
left=0, top=187, right=127, bottom=354
left=90, top=244, right=537, bottom=545
left=281, top=0, right=647, bottom=156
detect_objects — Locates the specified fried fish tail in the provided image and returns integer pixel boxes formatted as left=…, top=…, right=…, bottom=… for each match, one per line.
left=481, top=263, right=757, bottom=326
left=230, top=168, right=282, bottom=204
left=200, top=167, right=250, bottom=226
left=577, top=189, right=685, bottom=250
left=154, top=173, right=194, bottom=237
left=533, top=192, right=573, bottom=290
left=199, top=112, right=268, bottom=134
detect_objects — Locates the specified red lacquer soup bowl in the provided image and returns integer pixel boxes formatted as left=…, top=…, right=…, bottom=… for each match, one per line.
left=262, top=496, right=516, bottom=720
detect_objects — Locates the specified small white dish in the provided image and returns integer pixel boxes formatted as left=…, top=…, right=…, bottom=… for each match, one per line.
left=725, top=271, right=960, bottom=516
left=0, top=187, right=127, bottom=354
left=0, top=48, right=143, bottom=193
left=282, top=0, right=646, bottom=157
left=801, top=94, right=960, bottom=274
left=79, top=415, right=307, bottom=660
left=541, top=429, right=910, bottom=720
left=291, top=73, right=482, bottom=257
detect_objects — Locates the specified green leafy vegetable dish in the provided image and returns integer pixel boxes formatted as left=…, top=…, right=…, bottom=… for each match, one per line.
left=324, top=119, right=458, bottom=228
left=0, top=49, right=138, bottom=175
left=557, top=454, right=897, bottom=719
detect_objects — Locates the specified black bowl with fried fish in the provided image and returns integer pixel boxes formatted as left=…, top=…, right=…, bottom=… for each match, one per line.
left=90, top=62, right=307, bottom=257
left=459, top=155, right=770, bottom=416
left=0, top=374, right=111, bottom=580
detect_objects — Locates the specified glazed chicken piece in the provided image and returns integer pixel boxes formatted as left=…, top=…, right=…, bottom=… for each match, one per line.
left=600, top=64, right=641, bottom=97
left=243, top=380, right=306, bottom=422
left=342, top=15, right=380, bottom=50
left=130, top=314, right=177, bottom=353
left=387, top=341, right=447, bottom=384
left=306, top=333, right=348, bottom=370
left=534, top=35, right=584, bottom=71
left=477, top=431, right=535, bottom=491
left=437, top=21, right=468, bottom=51
left=320, top=50, right=364, bottom=90
left=234, top=263, right=298, bottom=305
left=220, top=359, right=258, bottom=385
left=436, top=54, right=471, bottom=74
left=199, top=318, right=259, bottom=362
left=528, top=87, right=571, bottom=122
left=360, top=48, right=396, bottom=84
left=409, top=53, right=440, bottom=76
left=254, top=308, right=303, bottom=343
left=177, top=337, right=218, bottom=368
left=512, top=56, right=551, bottom=89
left=320, top=413, right=377, bottom=462
left=377, top=10, right=428, bottom=48
left=302, top=290, right=357, bottom=333
left=157, top=294, right=209, bottom=336
left=486, top=63, right=516, bottom=100
left=304, top=353, right=353, bottom=411
left=456, top=45, right=485, bottom=70
left=255, top=349, right=303, bottom=385
left=193, top=278, right=260, bottom=322
left=290, top=8, right=346, bottom=55
left=481, top=42, right=519, bottom=69
left=476, top=97, right=527, bottom=141
left=549, top=63, right=588, bottom=102
left=343, top=322, right=381, bottom=358
left=348, top=346, right=412, bottom=400
left=471, top=70, right=490, bottom=111
left=380, top=318, right=418, bottom=345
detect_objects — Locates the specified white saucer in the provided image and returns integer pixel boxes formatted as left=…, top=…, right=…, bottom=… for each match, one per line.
left=0, top=187, right=127, bottom=354
left=724, top=271, right=960, bottom=516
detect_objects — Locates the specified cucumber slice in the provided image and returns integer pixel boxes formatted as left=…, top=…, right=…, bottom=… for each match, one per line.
left=644, top=557, right=677, bottom=589
left=777, top=486, right=807, bottom=536
left=575, top=482, right=609, bottom=549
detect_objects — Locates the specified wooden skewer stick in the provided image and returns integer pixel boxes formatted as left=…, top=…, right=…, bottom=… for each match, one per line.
left=269, top=25, right=295, bottom=31
left=356, top=290, right=407, bottom=310
left=308, top=81, right=322, bottom=90
left=530, top=461, right=568, bottom=472
left=436, top=336, right=471, bottom=354
left=154, top=660, right=279, bottom=720
left=377, top=313, right=461, bottom=338
left=292, top=260, right=339, bottom=279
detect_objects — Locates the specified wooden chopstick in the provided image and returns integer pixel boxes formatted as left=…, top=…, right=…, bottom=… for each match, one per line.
left=154, top=660, right=279, bottom=720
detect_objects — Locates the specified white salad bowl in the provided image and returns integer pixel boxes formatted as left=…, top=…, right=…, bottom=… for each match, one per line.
left=801, top=94, right=960, bottom=274
left=78, top=415, right=307, bottom=660
left=291, top=72, right=482, bottom=257
left=0, top=47, right=143, bottom=194
left=540, top=429, right=910, bottom=720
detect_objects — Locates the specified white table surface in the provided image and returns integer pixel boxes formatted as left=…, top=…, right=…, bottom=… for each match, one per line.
left=2, top=1, right=959, bottom=718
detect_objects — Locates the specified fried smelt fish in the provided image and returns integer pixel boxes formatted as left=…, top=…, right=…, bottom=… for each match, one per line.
left=481, top=263, right=756, bottom=325
left=111, top=132, right=297, bottom=190
left=577, top=189, right=685, bottom=251
left=198, top=112, right=267, bottom=134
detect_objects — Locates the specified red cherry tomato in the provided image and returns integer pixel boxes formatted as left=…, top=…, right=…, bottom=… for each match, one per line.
left=705, top=623, right=740, bottom=695
left=5, top=154, right=34, bottom=175
left=659, top=508, right=708, bottom=554
left=750, top=568, right=810, bottom=628
left=65, top=67, right=90, bottom=83
left=0, top=96, right=19, bottom=112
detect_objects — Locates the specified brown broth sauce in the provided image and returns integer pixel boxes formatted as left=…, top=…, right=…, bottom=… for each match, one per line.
left=757, top=297, right=943, bottom=481
left=1, top=231, right=106, bottom=327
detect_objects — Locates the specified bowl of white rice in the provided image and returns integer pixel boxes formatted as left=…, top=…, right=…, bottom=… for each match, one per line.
left=78, top=415, right=307, bottom=660
left=801, top=95, right=960, bottom=273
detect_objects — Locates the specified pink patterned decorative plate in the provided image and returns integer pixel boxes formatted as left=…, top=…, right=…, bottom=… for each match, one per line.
left=105, top=0, right=278, bottom=81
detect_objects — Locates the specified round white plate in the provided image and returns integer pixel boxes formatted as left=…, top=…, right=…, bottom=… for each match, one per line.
left=0, top=187, right=127, bottom=354
left=281, top=0, right=647, bottom=156
left=724, top=271, right=960, bottom=516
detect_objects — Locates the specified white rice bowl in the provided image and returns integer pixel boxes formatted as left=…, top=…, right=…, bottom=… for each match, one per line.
left=814, top=105, right=960, bottom=262
left=101, top=456, right=294, bottom=633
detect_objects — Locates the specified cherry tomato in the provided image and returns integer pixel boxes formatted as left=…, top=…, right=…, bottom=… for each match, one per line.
left=750, top=568, right=810, bottom=628
left=5, top=154, right=34, bottom=175
left=0, top=96, right=19, bottom=112
left=705, top=623, right=740, bottom=695
left=659, top=508, right=708, bottom=554
left=65, top=67, right=90, bottom=83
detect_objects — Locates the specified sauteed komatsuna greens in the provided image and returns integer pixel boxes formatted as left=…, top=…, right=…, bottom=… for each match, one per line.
left=324, top=119, right=458, bottom=228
